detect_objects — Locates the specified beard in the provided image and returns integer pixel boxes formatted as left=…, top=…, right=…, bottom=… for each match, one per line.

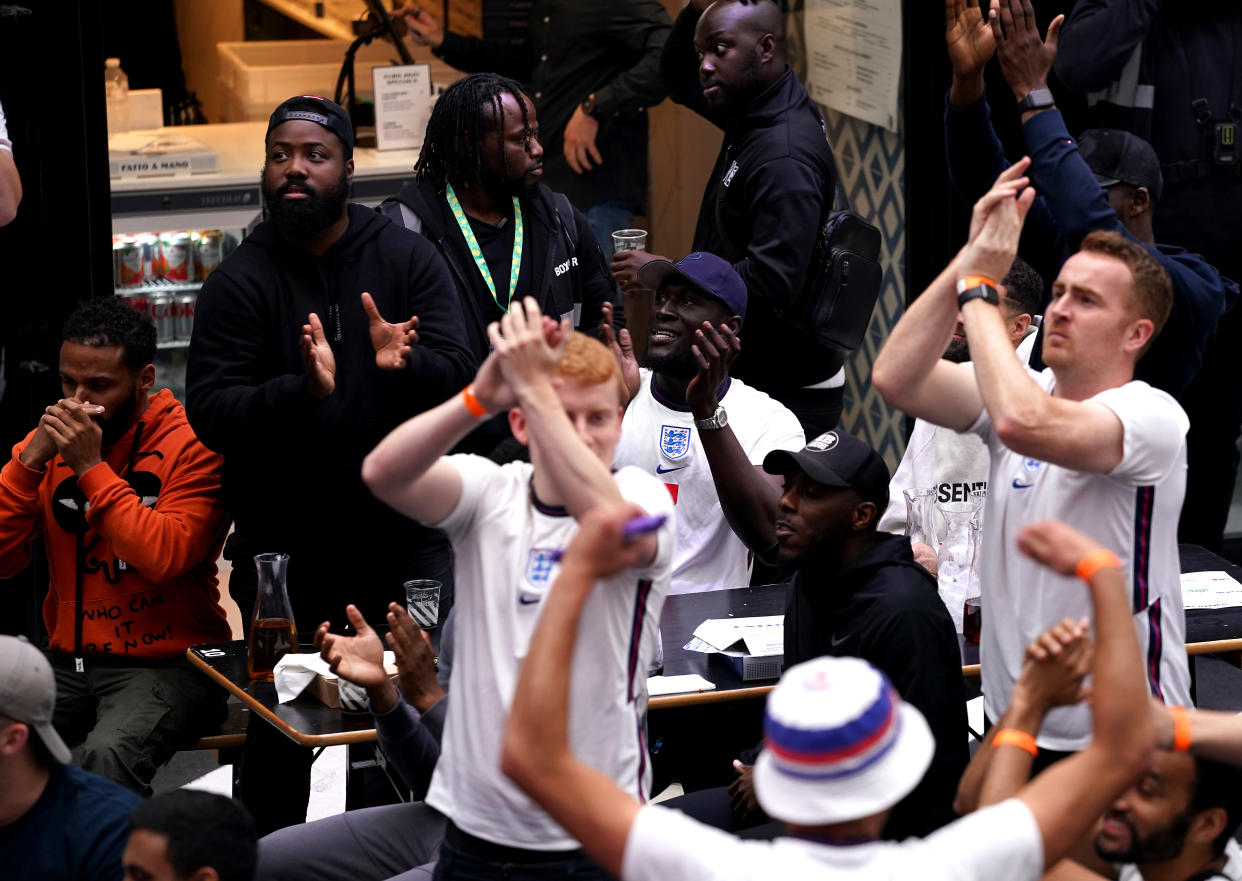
left=261, top=166, right=350, bottom=240
left=1094, top=812, right=1191, bottom=864
left=100, top=389, right=142, bottom=445
left=943, top=336, right=970, bottom=363
left=642, top=346, right=699, bottom=380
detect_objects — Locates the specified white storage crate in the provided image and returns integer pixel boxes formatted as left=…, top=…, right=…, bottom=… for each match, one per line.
left=218, top=39, right=437, bottom=123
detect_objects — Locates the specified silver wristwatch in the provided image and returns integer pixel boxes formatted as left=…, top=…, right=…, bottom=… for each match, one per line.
left=694, top=406, right=728, bottom=430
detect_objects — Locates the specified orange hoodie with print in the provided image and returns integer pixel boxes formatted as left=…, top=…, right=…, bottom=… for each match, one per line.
left=0, top=388, right=231, bottom=662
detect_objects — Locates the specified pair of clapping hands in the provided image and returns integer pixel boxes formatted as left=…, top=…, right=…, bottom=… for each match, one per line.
left=315, top=603, right=444, bottom=716
left=300, top=292, right=420, bottom=400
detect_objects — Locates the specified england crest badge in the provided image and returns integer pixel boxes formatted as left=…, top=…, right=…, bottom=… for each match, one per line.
left=660, top=424, right=692, bottom=460
left=525, top=547, right=559, bottom=588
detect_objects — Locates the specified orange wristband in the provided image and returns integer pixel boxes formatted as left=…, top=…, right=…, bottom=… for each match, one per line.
left=992, top=728, right=1038, bottom=757
left=1169, top=705, right=1192, bottom=753
left=461, top=384, right=488, bottom=419
left=956, top=274, right=998, bottom=293
left=1075, top=548, right=1122, bottom=583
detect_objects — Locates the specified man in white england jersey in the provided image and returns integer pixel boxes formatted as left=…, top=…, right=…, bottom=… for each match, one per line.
left=613, top=251, right=804, bottom=594
left=873, top=160, right=1192, bottom=757
left=361, top=298, right=674, bottom=881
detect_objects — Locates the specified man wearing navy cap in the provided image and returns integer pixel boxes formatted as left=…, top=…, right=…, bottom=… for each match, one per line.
left=612, top=251, right=804, bottom=596
left=186, top=95, right=475, bottom=833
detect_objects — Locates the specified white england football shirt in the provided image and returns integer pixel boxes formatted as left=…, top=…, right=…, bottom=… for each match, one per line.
left=424, top=456, right=675, bottom=850
left=971, top=370, right=1192, bottom=750
left=614, top=370, right=805, bottom=594
left=622, top=797, right=1043, bottom=881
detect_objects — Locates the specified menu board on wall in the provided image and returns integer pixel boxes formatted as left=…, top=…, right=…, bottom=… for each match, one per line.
left=373, top=64, right=434, bottom=151
left=804, top=0, right=902, bottom=133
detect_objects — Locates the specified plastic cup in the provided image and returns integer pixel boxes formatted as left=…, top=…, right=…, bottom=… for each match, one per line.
left=404, top=579, right=442, bottom=629
left=611, top=228, right=648, bottom=252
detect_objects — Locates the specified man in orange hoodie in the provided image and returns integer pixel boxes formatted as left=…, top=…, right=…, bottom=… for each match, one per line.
left=0, top=298, right=230, bottom=795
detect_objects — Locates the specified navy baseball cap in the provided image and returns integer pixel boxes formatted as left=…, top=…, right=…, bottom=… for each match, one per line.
left=637, top=251, right=748, bottom=320
left=267, top=95, right=354, bottom=158
left=763, top=429, right=890, bottom=511
left=1078, top=129, right=1163, bottom=202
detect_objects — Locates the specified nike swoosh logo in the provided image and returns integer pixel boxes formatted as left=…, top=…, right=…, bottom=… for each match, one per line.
left=830, top=633, right=850, bottom=647
left=518, top=596, right=541, bottom=605
left=1012, top=479, right=1034, bottom=489
left=656, top=464, right=687, bottom=474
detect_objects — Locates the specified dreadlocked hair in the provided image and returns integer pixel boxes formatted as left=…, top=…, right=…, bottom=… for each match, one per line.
left=414, top=72, right=530, bottom=188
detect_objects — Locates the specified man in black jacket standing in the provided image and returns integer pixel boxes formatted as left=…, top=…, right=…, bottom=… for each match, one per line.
left=185, top=96, right=475, bottom=833
left=382, top=73, right=623, bottom=456
left=615, top=0, right=840, bottom=436
left=400, top=1, right=670, bottom=257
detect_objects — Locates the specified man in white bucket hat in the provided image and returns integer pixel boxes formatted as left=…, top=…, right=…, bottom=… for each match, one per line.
left=501, top=506, right=1155, bottom=881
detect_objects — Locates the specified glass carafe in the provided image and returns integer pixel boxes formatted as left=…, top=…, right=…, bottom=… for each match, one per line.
left=903, top=487, right=939, bottom=553
left=935, top=501, right=980, bottom=633
left=247, top=552, right=297, bottom=682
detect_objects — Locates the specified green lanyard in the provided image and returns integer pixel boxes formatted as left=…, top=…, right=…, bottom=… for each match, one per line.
left=446, top=184, right=523, bottom=313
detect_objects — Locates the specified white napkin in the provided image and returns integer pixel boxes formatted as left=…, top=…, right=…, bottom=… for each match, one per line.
left=273, top=653, right=332, bottom=703
left=272, top=651, right=397, bottom=704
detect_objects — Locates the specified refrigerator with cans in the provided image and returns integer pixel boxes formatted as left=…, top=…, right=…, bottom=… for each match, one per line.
left=110, top=120, right=425, bottom=399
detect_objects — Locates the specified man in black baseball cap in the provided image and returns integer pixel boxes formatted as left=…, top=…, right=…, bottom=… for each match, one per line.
left=753, top=428, right=968, bottom=839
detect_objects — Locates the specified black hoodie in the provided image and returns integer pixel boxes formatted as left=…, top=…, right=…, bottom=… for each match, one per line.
left=785, top=532, right=969, bottom=840
left=663, top=5, right=840, bottom=390
left=186, top=204, right=476, bottom=626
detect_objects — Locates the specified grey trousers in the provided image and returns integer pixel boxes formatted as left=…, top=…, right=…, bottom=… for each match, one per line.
left=256, top=802, right=446, bottom=881
left=52, top=656, right=226, bottom=797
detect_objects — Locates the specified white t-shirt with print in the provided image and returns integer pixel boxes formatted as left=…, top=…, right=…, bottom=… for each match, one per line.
left=424, top=456, right=675, bottom=850
left=622, top=798, right=1043, bottom=881
left=614, top=370, right=804, bottom=594
left=971, top=370, right=1192, bottom=750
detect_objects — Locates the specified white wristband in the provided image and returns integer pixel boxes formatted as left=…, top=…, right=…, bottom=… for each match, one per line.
left=0, top=97, right=8, bottom=145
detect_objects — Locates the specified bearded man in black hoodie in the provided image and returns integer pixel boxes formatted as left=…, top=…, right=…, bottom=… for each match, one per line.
left=185, top=96, right=474, bottom=834
left=615, top=0, right=841, bottom=437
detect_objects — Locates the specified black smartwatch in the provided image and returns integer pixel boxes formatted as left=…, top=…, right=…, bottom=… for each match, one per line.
left=1017, top=88, right=1056, bottom=113
left=956, top=275, right=1000, bottom=310
left=580, top=93, right=598, bottom=117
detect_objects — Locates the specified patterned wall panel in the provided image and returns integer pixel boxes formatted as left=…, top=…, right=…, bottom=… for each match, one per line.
left=823, top=110, right=908, bottom=473
left=786, top=5, right=910, bottom=472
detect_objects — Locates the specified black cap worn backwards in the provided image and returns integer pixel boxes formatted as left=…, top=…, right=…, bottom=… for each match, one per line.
left=763, top=429, right=891, bottom=512
left=1078, top=128, right=1163, bottom=202
left=267, top=95, right=354, bottom=158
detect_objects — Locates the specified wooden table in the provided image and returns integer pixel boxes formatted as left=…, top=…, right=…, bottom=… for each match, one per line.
left=188, top=544, right=1242, bottom=744
left=187, top=643, right=380, bottom=747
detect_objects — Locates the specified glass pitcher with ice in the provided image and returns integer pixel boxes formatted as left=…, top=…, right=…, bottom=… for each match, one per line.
left=935, top=500, right=980, bottom=633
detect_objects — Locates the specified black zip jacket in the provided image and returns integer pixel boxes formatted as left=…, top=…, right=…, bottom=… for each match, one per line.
left=384, top=181, right=624, bottom=456
left=662, top=4, right=840, bottom=390
left=784, top=533, right=969, bottom=840
left=434, top=0, right=671, bottom=214
left=185, top=204, right=476, bottom=625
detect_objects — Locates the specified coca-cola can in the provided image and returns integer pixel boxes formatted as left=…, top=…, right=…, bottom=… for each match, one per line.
left=148, top=291, right=175, bottom=343
left=174, top=291, right=196, bottom=340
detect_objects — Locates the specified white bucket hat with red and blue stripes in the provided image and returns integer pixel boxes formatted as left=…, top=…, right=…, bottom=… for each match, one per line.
left=753, top=656, right=934, bottom=825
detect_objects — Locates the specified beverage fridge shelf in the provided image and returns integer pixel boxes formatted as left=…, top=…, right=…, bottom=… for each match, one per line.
left=116, top=279, right=204, bottom=296
left=157, top=340, right=191, bottom=351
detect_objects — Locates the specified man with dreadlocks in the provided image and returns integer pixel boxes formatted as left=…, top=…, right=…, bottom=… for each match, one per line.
left=399, top=3, right=670, bottom=258
left=382, top=73, right=624, bottom=455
